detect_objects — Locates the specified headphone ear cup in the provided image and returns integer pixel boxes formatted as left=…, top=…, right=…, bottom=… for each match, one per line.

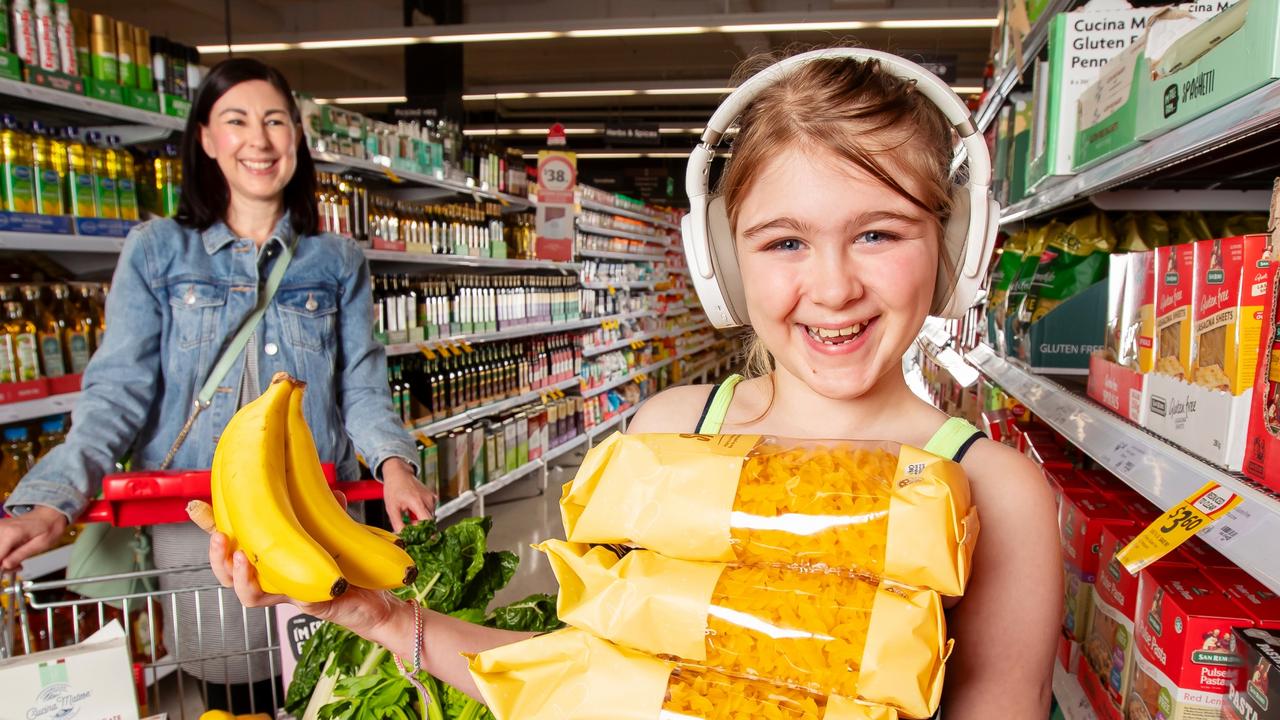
left=932, top=188, right=972, bottom=318
left=707, top=195, right=750, bottom=326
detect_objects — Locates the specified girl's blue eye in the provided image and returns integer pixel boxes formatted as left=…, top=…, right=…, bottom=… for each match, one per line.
left=767, top=238, right=803, bottom=252
left=860, top=230, right=900, bottom=245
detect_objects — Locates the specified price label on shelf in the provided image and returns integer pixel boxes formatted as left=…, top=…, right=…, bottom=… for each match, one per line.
left=633, top=374, right=648, bottom=384
left=540, top=392, right=550, bottom=404
left=630, top=341, right=644, bottom=350
left=460, top=341, right=474, bottom=353
left=608, top=286, right=617, bottom=295
left=1115, top=482, right=1244, bottom=574
left=380, top=167, right=403, bottom=184
left=554, top=389, right=566, bottom=400
left=418, top=344, right=437, bottom=360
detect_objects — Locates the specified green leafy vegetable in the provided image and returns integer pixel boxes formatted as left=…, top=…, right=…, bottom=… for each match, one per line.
left=285, top=518, right=563, bottom=720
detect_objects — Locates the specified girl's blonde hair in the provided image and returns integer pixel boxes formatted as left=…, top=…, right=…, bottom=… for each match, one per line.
left=719, top=48, right=958, bottom=379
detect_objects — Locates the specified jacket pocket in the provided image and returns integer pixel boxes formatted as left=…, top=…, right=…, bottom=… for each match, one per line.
left=278, top=286, right=338, bottom=352
left=167, top=280, right=227, bottom=350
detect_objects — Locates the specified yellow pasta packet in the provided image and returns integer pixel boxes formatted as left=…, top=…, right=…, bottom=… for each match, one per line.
left=538, top=541, right=947, bottom=718
left=561, top=433, right=977, bottom=595
left=467, top=627, right=898, bottom=720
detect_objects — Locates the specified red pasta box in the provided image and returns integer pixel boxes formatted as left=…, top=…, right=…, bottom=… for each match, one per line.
left=1085, top=527, right=1194, bottom=719
left=1129, top=565, right=1254, bottom=720
left=1223, top=627, right=1280, bottom=720
left=1061, top=493, right=1142, bottom=644
left=1245, top=237, right=1280, bottom=490
left=1153, top=242, right=1198, bottom=381
left=1218, top=568, right=1280, bottom=630
left=1192, top=236, right=1270, bottom=396
left=1171, top=535, right=1237, bottom=570
left=1047, top=468, right=1101, bottom=511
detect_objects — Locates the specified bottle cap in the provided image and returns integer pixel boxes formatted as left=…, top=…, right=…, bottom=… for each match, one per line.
left=4, top=427, right=29, bottom=441
left=40, top=418, right=65, bottom=433
left=91, top=13, right=113, bottom=34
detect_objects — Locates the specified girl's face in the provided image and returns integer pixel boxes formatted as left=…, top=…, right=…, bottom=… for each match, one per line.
left=200, top=80, right=299, bottom=207
left=735, top=144, right=940, bottom=400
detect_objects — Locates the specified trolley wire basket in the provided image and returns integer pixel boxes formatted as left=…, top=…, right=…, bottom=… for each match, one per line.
left=2, top=563, right=285, bottom=718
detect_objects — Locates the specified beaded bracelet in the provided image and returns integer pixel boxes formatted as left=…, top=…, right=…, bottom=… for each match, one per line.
left=393, top=600, right=433, bottom=706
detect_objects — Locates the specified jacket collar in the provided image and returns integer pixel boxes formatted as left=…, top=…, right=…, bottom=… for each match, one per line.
left=201, top=213, right=297, bottom=255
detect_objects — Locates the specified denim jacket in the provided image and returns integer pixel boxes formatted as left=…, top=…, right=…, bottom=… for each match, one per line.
left=5, top=215, right=418, bottom=521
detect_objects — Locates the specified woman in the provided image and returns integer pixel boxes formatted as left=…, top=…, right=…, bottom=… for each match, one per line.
left=0, top=59, right=435, bottom=708
left=207, top=50, right=1062, bottom=717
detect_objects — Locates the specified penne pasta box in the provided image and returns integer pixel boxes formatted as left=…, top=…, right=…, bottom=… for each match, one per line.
left=560, top=433, right=978, bottom=595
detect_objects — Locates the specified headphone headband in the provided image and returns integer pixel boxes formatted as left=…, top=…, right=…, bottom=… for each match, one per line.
left=683, top=48, right=999, bottom=327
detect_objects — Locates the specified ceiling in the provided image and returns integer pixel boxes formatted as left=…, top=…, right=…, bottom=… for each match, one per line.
left=73, top=0, right=998, bottom=201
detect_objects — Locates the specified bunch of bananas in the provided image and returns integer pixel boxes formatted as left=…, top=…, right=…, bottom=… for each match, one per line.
left=194, top=372, right=417, bottom=602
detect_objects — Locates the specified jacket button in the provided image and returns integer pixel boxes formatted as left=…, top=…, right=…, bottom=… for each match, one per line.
left=265, top=342, right=279, bottom=356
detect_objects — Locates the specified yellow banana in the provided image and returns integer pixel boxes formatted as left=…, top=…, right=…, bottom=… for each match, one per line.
left=284, top=382, right=418, bottom=590
left=364, top=524, right=406, bottom=548
left=212, top=373, right=347, bottom=602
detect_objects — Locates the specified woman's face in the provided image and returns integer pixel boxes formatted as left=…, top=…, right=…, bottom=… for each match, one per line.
left=735, top=144, right=940, bottom=400
left=200, top=80, right=299, bottom=207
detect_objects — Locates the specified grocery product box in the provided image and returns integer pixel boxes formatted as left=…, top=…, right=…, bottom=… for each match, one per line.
left=83, top=77, right=125, bottom=106
left=1031, top=2, right=1162, bottom=187
left=0, top=52, right=21, bottom=82
left=1078, top=652, right=1124, bottom=720
left=1016, top=277, right=1109, bottom=373
left=0, top=621, right=140, bottom=720
left=1170, top=535, right=1236, bottom=569
left=1224, top=627, right=1280, bottom=720
left=1048, top=468, right=1102, bottom=511
left=1218, top=568, right=1280, bottom=628
left=1245, top=233, right=1280, bottom=489
left=1154, top=242, right=1198, bottom=380
left=1088, top=352, right=1149, bottom=423
left=1135, top=0, right=1280, bottom=141
left=1061, top=491, right=1141, bottom=644
left=1130, top=564, right=1255, bottom=720
left=1144, top=370, right=1251, bottom=470
left=1009, top=94, right=1034, bottom=204
left=1192, top=235, right=1271, bottom=395
left=24, top=65, right=84, bottom=95
left=162, top=93, right=191, bottom=119
left=122, top=87, right=161, bottom=114
left=1074, top=35, right=1146, bottom=170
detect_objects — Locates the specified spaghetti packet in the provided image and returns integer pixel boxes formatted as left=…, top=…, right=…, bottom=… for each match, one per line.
left=467, top=627, right=898, bottom=720
left=560, top=433, right=977, bottom=595
left=537, top=540, right=947, bottom=717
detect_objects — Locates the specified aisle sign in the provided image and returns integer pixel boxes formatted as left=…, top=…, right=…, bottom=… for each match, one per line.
left=535, top=149, right=577, bottom=261
left=1114, top=482, right=1244, bottom=574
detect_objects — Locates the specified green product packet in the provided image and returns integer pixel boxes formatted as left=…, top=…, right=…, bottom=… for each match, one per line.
left=92, top=53, right=118, bottom=84
left=1003, top=223, right=1057, bottom=355
left=136, top=64, right=152, bottom=91
left=1026, top=213, right=1117, bottom=324
left=117, top=60, right=135, bottom=88
left=94, top=175, right=120, bottom=218
left=3, top=162, right=37, bottom=214
left=116, top=177, right=138, bottom=218
left=987, top=231, right=1028, bottom=314
left=68, top=171, right=96, bottom=216
left=35, top=167, right=64, bottom=215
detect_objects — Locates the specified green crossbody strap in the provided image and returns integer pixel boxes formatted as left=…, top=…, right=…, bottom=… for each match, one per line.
left=923, top=417, right=985, bottom=462
left=159, top=239, right=295, bottom=469
left=695, top=374, right=744, bottom=434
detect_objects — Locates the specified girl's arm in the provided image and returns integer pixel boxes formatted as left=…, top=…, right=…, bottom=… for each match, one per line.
left=209, top=532, right=531, bottom=701
left=942, top=440, right=1063, bottom=718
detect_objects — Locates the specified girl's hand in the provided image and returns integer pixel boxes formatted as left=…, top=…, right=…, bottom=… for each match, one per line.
left=207, top=531, right=398, bottom=641
left=381, top=458, right=436, bottom=531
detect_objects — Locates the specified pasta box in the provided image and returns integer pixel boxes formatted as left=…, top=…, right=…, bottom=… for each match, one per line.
left=1088, top=352, right=1149, bottom=423
left=1171, top=535, right=1237, bottom=570
left=1154, top=242, right=1198, bottom=381
left=1244, top=215, right=1280, bottom=490
left=1134, top=0, right=1280, bottom=141
left=1218, top=568, right=1280, bottom=629
left=1191, top=235, right=1270, bottom=396
left=1129, top=564, right=1255, bottom=720
left=1144, top=368, right=1253, bottom=470
left=1061, top=492, right=1143, bottom=644
left=1223, top=627, right=1280, bottom=720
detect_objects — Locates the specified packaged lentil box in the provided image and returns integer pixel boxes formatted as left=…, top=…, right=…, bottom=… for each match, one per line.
left=538, top=541, right=947, bottom=718
left=561, top=433, right=977, bottom=596
left=467, top=627, right=898, bottom=720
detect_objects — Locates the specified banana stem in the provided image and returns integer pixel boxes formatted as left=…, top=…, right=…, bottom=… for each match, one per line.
left=186, top=500, right=216, bottom=533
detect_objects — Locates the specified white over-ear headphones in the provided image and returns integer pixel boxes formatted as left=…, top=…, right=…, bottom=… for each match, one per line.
left=681, top=48, right=1001, bottom=326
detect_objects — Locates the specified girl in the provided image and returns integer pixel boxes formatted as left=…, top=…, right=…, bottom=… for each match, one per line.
left=207, top=49, right=1062, bottom=718
left=1, top=59, right=435, bottom=709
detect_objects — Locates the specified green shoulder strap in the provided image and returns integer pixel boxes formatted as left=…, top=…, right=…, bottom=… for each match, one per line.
left=696, top=374, right=744, bottom=434
left=924, top=417, right=984, bottom=461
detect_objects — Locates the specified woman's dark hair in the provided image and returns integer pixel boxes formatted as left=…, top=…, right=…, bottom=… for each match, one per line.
left=175, top=58, right=319, bottom=236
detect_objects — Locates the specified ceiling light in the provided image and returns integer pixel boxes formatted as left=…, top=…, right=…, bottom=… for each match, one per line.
left=297, top=37, right=417, bottom=49
left=716, top=21, right=868, bottom=32
left=565, top=26, right=707, bottom=38
left=534, top=89, right=640, bottom=98
left=462, top=92, right=533, bottom=101
left=643, top=88, right=732, bottom=95
left=196, top=42, right=294, bottom=53
left=877, top=18, right=997, bottom=28
left=659, top=127, right=705, bottom=134
left=314, top=95, right=407, bottom=105
left=426, top=31, right=562, bottom=43
left=951, top=86, right=983, bottom=94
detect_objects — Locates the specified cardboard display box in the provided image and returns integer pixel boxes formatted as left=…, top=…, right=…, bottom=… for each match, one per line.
left=0, top=621, right=140, bottom=720
left=1144, top=370, right=1252, bottom=470
left=1060, top=490, right=1142, bottom=645
left=1016, top=278, right=1109, bottom=373
left=1088, top=352, right=1149, bottom=423
left=1191, top=235, right=1271, bottom=396
left=1223, top=627, right=1280, bottom=720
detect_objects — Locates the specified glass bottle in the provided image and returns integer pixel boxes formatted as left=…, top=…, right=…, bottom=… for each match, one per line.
left=0, top=295, right=41, bottom=383
left=55, top=283, right=92, bottom=374
left=22, top=284, right=65, bottom=378
left=0, top=427, right=36, bottom=504
left=35, top=416, right=66, bottom=460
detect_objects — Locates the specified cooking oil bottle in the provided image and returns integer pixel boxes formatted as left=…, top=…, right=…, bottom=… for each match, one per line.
left=63, top=128, right=97, bottom=218
left=0, top=115, right=37, bottom=214
left=22, top=284, right=65, bottom=378
left=54, top=283, right=92, bottom=374
left=85, top=131, right=118, bottom=219
left=30, top=121, right=65, bottom=216
left=0, top=288, right=41, bottom=383
left=108, top=135, right=138, bottom=220
left=0, top=427, right=36, bottom=505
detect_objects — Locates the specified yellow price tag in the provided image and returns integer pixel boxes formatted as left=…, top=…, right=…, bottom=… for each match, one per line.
left=461, top=341, right=474, bottom=353
left=540, top=392, right=550, bottom=403
left=447, top=342, right=463, bottom=356
left=608, top=286, right=617, bottom=295
left=1115, top=482, right=1243, bottom=574
left=418, top=344, right=437, bottom=360
left=381, top=167, right=402, bottom=184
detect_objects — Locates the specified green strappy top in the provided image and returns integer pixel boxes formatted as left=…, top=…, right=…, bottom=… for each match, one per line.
left=694, top=373, right=986, bottom=462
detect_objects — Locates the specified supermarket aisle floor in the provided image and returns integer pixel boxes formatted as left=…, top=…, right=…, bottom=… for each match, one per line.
left=482, top=453, right=584, bottom=608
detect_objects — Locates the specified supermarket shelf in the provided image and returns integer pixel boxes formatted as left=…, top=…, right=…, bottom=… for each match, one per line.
left=0, top=231, right=127, bottom=253
left=582, top=280, right=655, bottom=291
left=577, top=222, right=667, bottom=245
left=311, top=151, right=532, bottom=210
left=476, top=458, right=543, bottom=498
left=678, top=337, right=719, bottom=358
left=1052, top=665, right=1097, bottom=720
left=664, top=305, right=690, bottom=318
left=17, top=544, right=74, bottom=579
left=384, top=312, right=648, bottom=357
left=409, top=376, right=580, bottom=437
left=1000, top=80, right=1280, bottom=224
left=0, top=392, right=81, bottom=425
left=364, top=249, right=579, bottom=272
left=586, top=403, right=641, bottom=440
left=435, top=491, right=477, bottom=522
left=576, top=248, right=665, bottom=262
left=580, top=198, right=680, bottom=230
left=672, top=318, right=711, bottom=335
left=0, top=77, right=186, bottom=133
left=973, top=0, right=1075, bottom=133
left=543, top=432, right=589, bottom=464
left=581, top=356, right=675, bottom=399
left=581, top=330, right=664, bottom=359
left=967, top=343, right=1280, bottom=595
